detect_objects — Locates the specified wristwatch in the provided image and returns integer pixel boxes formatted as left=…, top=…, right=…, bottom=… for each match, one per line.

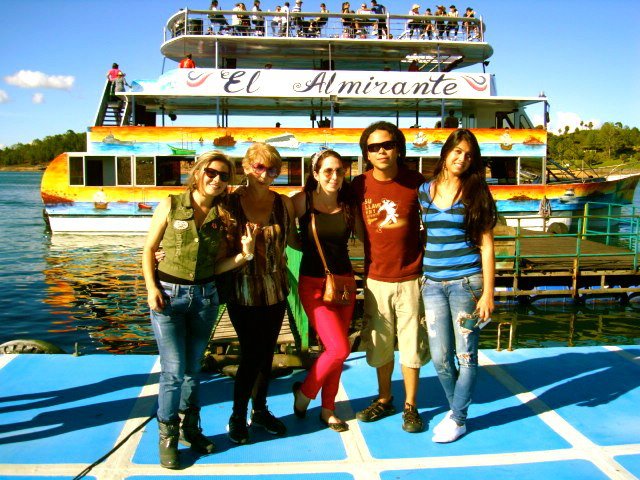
left=242, top=252, right=254, bottom=261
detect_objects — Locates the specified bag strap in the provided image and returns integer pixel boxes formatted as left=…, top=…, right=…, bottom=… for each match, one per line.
left=311, top=212, right=332, bottom=276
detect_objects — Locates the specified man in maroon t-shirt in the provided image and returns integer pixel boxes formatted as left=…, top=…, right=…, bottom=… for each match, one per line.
left=351, top=121, right=428, bottom=433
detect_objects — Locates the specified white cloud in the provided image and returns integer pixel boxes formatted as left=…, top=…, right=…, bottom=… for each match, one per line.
left=32, top=93, right=45, bottom=104
left=0, top=90, right=8, bottom=103
left=546, top=111, right=602, bottom=133
left=4, top=70, right=74, bottom=90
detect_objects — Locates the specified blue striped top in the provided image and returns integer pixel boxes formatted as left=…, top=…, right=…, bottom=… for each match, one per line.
left=418, top=181, right=481, bottom=281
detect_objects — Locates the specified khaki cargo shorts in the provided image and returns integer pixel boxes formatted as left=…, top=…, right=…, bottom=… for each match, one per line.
left=361, top=277, right=429, bottom=369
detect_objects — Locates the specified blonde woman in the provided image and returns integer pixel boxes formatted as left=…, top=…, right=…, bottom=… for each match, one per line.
left=143, top=151, right=256, bottom=468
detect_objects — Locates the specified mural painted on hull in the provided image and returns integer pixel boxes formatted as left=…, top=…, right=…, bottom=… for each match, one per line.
left=88, top=127, right=547, bottom=158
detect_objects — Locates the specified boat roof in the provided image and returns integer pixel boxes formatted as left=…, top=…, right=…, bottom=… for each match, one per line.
left=162, top=35, right=494, bottom=71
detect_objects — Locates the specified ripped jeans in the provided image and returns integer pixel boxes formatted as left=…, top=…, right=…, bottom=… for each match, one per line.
left=422, top=274, right=482, bottom=425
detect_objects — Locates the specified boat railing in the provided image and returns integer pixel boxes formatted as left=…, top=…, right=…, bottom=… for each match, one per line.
left=164, top=9, right=485, bottom=43
left=496, top=207, right=640, bottom=275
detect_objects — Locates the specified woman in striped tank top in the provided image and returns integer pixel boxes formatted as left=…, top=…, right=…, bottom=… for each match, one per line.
left=418, top=129, right=497, bottom=443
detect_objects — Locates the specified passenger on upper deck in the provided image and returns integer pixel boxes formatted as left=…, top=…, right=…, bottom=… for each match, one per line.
left=271, top=5, right=283, bottom=35
left=179, top=53, right=196, bottom=68
left=355, top=3, right=372, bottom=37
left=407, top=4, right=423, bottom=39
left=341, top=2, right=355, bottom=38
left=434, top=5, right=446, bottom=39
left=463, top=7, right=478, bottom=40
left=232, top=2, right=251, bottom=35
left=252, top=0, right=265, bottom=35
left=370, top=0, right=387, bottom=39
left=423, top=7, right=435, bottom=40
left=281, top=2, right=290, bottom=35
left=309, top=3, right=329, bottom=36
left=209, top=0, right=229, bottom=32
left=446, top=5, right=459, bottom=40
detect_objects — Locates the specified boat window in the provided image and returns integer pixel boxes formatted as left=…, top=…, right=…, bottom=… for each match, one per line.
left=488, top=158, right=517, bottom=185
left=85, top=156, right=116, bottom=186
left=273, top=158, right=303, bottom=186
left=69, top=156, right=84, bottom=185
left=117, top=157, right=132, bottom=186
left=496, top=112, right=516, bottom=129
left=156, top=156, right=184, bottom=186
left=135, top=157, right=155, bottom=186
left=519, top=158, right=543, bottom=184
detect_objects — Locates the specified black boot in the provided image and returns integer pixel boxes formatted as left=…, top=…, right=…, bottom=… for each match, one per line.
left=180, top=407, right=215, bottom=454
left=158, top=420, right=180, bottom=469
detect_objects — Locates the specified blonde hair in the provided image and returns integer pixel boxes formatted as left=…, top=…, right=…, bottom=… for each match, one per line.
left=242, top=142, right=282, bottom=173
left=186, top=150, right=236, bottom=192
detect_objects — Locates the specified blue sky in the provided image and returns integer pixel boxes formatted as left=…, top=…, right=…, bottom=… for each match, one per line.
left=1, top=0, right=638, bottom=148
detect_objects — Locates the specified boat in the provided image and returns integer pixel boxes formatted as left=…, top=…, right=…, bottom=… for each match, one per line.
left=168, top=144, right=196, bottom=155
left=413, top=132, right=428, bottom=148
left=40, top=7, right=640, bottom=233
left=102, top=133, right=135, bottom=145
left=213, top=133, right=237, bottom=147
left=264, top=132, right=300, bottom=149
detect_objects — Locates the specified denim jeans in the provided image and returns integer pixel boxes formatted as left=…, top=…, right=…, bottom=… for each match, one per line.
left=422, top=274, right=482, bottom=425
left=151, top=280, right=218, bottom=423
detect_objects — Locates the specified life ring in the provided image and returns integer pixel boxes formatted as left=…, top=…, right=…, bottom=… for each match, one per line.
left=0, top=339, right=66, bottom=354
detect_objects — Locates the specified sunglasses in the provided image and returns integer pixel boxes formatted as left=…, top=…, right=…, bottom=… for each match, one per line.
left=366, top=140, right=397, bottom=153
left=203, top=167, right=230, bottom=182
left=320, top=167, right=346, bottom=178
left=251, top=163, right=279, bottom=178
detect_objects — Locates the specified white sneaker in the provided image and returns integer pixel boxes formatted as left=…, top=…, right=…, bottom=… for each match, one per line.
left=432, top=416, right=466, bottom=443
left=432, top=411, right=453, bottom=435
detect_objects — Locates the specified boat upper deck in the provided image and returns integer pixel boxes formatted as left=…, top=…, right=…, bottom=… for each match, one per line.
left=161, top=9, right=493, bottom=71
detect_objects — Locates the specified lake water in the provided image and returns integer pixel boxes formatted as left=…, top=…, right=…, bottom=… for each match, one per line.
left=0, top=171, right=638, bottom=355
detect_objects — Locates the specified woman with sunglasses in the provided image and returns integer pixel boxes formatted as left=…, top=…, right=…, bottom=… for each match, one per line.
left=290, top=150, right=357, bottom=432
left=419, top=129, right=497, bottom=443
left=143, top=151, right=258, bottom=469
left=223, top=142, right=298, bottom=445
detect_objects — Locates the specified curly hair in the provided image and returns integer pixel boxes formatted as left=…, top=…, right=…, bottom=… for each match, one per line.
left=432, top=129, right=497, bottom=245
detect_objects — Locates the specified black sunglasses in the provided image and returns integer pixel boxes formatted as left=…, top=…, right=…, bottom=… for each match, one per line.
left=203, top=167, right=230, bottom=182
left=366, top=140, right=397, bottom=153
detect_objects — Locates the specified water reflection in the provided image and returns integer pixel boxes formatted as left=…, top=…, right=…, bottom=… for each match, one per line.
left=41, top=238, right=639, bottom=354
left=44, top=235, right=156, bottom=354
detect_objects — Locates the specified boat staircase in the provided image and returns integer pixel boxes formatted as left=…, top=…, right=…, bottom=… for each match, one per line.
left=94, top=81, right=132, bottom=127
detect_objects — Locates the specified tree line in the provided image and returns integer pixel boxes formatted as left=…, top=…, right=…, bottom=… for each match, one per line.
left=1, top=123, right=638, bottom=169
left=548, top=122, right=640, bottom=169
left=0, top=130, right=86, bottom=167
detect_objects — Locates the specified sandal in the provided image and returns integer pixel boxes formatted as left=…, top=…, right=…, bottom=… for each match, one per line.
left=292, top=382, right=307, bottom=419
left=319, top=415, right=349, bottom=432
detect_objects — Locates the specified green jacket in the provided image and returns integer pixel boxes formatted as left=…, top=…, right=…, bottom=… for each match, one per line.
left=157, top=191, right=223, bottom=282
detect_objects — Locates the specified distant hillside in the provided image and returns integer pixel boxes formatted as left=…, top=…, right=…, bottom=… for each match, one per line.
left=0, top=130, right=86, bottom=168
left=548, top=122, right=640, bottom=169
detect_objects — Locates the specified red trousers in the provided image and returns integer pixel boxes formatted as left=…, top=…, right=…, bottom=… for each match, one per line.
left=298, top=274, right=355, bottom=411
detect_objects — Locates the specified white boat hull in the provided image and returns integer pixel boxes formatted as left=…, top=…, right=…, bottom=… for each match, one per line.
left=46, top=214, right=152, bottom=234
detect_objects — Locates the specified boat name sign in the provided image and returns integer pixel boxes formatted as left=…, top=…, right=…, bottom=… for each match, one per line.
left=132, top=69, right=492, bottom=99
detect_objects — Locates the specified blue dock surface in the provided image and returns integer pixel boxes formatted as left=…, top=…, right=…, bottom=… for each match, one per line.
left=0, top=346, right=638, bottom=479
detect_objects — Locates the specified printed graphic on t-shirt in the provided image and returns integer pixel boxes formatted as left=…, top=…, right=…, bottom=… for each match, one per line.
left=363, top=197, right=406, bottom=232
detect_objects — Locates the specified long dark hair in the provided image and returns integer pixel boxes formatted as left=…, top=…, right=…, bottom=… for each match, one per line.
left=433, top=129, right=497, bottom=245
left=359, top=121, right=407, bottom=166
left=304, top=149, right=356, bottom=233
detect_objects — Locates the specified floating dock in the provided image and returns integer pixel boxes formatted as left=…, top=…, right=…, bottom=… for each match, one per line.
left=0, top=346, right=638, bottom=479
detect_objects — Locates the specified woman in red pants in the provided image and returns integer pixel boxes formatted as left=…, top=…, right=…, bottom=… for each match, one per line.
left=290, top=149, right=358, bottom=432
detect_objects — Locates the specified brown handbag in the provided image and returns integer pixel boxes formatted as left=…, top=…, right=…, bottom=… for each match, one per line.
left=311, top=212, right=356, bottom=305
